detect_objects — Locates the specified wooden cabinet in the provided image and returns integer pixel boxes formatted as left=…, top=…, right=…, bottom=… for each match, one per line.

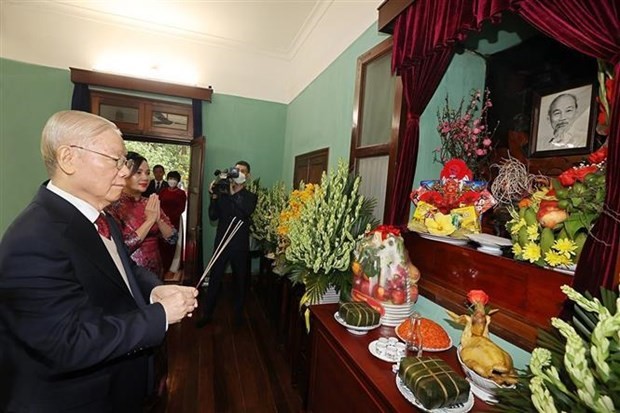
left=404, top=232, right=572, bottom=351
left=91, top=91, right=194, bottom=141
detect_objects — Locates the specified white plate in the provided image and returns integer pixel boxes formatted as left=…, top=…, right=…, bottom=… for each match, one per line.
left=395, top=320, right=453, bottom=352
left=368, top=340, right=400, bottom=363
left=465, top=233, right=513, bottom=248
left=334, top=312, right=381, bottom=335
left=385, top=307, right=413, bottom=315
left=382, top=318, right=406, bottom=327
left=396, top=376, right=474, bottom=413
left=467, top=379, right=498, bottom=404
left=546, top=265, right=576, bottom=275
left=417, top=232, right=469, bottom=246
left=457, top=348, right=516, bottom=395
left=476, top=246, right=503, bottom=256
left=382, top=301, right=415, bottom=309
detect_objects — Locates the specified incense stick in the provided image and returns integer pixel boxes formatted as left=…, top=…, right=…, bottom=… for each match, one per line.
left=195, top=217, right=243, bottom=288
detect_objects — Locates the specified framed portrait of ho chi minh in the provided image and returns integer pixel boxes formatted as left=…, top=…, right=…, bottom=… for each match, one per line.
left=528, top=82, right=597, bottom=158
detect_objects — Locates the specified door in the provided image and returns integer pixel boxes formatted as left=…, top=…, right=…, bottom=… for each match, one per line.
left=185, top=136, right=205, bottom=285
left=293, top=148, right=329, bottom=187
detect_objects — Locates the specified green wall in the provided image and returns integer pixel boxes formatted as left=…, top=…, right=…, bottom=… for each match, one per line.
left=0, top=58, right=286, bottom=253
left=414, top=51, right=487, bottom=187
left=282, top=23, right=390, bottom=185
left=202, top=93, right=286, bottom=254
left=0, top=59, right=72, bottom=234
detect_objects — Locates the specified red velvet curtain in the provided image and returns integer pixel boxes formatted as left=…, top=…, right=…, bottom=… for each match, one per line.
left=390, top=0, right=620, bottom=291
left=386, top=50, right=454, bottom=225
left=386, top=0, right=475, bottom=225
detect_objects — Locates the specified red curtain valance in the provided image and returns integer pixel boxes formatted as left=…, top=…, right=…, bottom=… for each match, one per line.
left=389, top=0, right=620, bottom=294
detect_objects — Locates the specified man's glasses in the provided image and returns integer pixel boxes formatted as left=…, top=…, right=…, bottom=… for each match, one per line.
left=70, top=145, right=134, bottom=170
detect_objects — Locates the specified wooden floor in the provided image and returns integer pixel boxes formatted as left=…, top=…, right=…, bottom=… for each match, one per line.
left=159, top=277, right=303, bottom=413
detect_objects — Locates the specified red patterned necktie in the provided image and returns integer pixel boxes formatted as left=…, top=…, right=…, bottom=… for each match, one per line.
left=95, top=213, right=111, bottom=239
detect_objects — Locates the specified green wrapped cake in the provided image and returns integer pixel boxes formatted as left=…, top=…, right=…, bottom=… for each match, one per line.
left=338, top=302, right=380, bottom=327
left=398, top=356, right=470, bottom=409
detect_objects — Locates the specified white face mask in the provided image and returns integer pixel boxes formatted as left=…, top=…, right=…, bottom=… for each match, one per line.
left=167, top=179, right=179, bottom=188
left=233, top=172, right=246, bottom=185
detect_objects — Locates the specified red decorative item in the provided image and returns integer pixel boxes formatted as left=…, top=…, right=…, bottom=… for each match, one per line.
left=440, top=159, right=473, bottom=181
left=588, top=145, right=608, bottom=164
left=467, top=290, right=489, bottom=306
left=558, top=164, right=600, bottom=187
left=368, top=225, right=401, bottom=240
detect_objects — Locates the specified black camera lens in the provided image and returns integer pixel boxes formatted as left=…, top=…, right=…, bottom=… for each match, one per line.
left=228, top=167, right=240, bottom=178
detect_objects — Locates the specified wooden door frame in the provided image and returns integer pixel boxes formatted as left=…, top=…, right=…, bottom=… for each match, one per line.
left=184, top=136, right=205, bottom=286
left=349, top=37, right=405, bottom=223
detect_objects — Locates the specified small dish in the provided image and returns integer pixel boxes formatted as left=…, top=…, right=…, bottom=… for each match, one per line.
left=333, top=312, right=381, bottom=335
left=416, top=232, right=469, bottom=246
left=395, top=319, right=453, bottom=352
left=476, top=245, right=503, bottom=256
left=395, top=375, right=474, bottom=413
left=465, top=233, right=513, bottom=247
left=368, top=340, right=401, bottom=363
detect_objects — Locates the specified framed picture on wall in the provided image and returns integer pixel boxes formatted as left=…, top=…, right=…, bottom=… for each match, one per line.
left=529, top=82, right=596, bottom=157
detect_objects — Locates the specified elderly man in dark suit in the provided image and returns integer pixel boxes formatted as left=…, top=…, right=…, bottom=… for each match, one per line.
left=0, top=110, right=198, bottom=412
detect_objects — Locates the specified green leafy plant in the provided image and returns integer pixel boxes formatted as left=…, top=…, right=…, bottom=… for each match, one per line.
left=506, top=147, right=607, bottom=269
left=492, top=286, right=620, bottom=413
left=250, top=181, right=288, bottom=255
left=284, top=160, right=378, bottom=306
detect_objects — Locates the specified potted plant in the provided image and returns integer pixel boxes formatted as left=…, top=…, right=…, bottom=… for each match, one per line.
left=283, top=160, right=378, bottom=306
left=250, top=181, right=288, bottom=257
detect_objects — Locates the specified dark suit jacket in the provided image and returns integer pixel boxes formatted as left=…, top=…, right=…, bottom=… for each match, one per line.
left=0, top=185, right=167, bottom=412
left=209, top=187, right=257, bottom=251
left=142, top=180, right=168, bottom=197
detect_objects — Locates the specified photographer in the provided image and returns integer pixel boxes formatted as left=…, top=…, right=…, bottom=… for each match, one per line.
left=196, top=161, right=257, bottom=328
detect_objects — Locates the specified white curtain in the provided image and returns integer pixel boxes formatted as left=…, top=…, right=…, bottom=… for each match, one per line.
left=357, top=155, right=389, bottom=224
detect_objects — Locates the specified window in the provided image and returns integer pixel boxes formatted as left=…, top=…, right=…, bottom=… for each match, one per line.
left=91, top=91, right=193, bottom=141
left=350, top=38, right=405, bottom=223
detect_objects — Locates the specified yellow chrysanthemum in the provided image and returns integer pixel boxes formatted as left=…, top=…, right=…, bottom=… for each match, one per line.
left=555, top=254, right=573, bottom=267
left=526, top=224, right=540, bottom=242
left=553, top=238, right=578, bottom=258
left=425, top=213, right=456, bottom=236
left=509, top=218, right=526, bottom=235
left=512, top=243, right=523, bottom=258
left=522, top=242, right=541, bottom=263
left=276, top=183, right=317, bottom=236
left=544, top=251, right=564, bottom=267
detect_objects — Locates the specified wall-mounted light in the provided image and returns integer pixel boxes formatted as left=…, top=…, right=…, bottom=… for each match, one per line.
left=93, top=55, right=198, bottom=86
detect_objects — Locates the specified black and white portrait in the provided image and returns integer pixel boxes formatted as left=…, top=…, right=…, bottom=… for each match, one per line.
left=530, top=84, right=595, bottom=156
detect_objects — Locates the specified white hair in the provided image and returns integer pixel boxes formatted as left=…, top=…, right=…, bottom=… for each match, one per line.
left=40, top=110, right=121, bottom=176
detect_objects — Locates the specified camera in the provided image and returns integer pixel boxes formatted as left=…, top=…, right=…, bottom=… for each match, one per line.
left=212, top=167, right=240, bottom=195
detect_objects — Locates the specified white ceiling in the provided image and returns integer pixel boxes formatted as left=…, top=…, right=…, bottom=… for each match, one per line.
left=0, top=0, right=382, bottom=103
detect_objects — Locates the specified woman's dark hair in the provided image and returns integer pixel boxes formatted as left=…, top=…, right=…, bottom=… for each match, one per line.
left=167, top=171, right=181, bottom=181
left=126, top=151, right=147, bottom=176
